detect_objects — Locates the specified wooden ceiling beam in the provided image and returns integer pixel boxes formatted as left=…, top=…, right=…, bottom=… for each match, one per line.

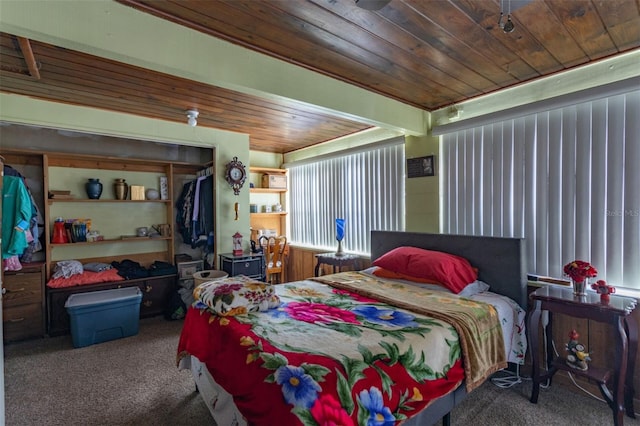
left=17, top=36, right=40, bottom=80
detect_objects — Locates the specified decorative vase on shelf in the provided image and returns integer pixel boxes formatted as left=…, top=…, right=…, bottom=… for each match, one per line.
left=335, top=218, right=345, bottom=256
left=114, top=178, right=128, bottom=200
left=85, top=178, right=103, bottom=199
left=572, top=278, right=588, bottom=296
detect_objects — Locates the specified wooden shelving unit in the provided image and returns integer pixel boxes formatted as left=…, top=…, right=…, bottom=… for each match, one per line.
left=249, top=166, right=287, bottom=240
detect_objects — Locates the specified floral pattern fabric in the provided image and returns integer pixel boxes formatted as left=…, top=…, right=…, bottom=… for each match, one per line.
left=193, top=275, right=281, bottom=316
left=180, top=277, right=475, bottom=425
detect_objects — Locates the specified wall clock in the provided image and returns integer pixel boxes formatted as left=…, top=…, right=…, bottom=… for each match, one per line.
left=225, top=156, right=247, bottom=195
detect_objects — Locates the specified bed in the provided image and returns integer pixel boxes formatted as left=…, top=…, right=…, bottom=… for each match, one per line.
left=177, top=231, right=528, bottom=425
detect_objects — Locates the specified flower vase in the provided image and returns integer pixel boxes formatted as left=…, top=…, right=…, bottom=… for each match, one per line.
left=572, top=278, right=588, bottom=296
left=85, top=178, right=103, bottom=199
left=114, top=178, right=128, bottom=200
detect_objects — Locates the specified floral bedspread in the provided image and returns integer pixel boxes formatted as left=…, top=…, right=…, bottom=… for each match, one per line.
left=178, top=275, right=505, bottom=425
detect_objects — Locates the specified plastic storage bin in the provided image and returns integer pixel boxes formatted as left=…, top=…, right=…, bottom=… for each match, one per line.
left=65, top=287, right=142, bottom=348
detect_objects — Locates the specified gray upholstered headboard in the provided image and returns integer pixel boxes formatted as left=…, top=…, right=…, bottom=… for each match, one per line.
left=370, top=231, right=528, bottom=308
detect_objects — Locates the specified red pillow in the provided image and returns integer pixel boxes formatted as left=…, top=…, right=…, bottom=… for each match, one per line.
left=372, top=246, right=478, bottom=294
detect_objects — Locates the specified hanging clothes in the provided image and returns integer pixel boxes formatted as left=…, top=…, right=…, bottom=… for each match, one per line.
left=175, top=174, right=214, bottom=248
left=2, top=175, right=33, bottom=259
left=175, top=180, right=196, bottom=245
left=3, top=164, right=43, bottom=262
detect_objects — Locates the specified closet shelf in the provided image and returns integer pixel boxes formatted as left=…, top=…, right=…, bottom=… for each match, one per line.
left=47, top=199, right=171, bottom=204
left=50, top=236, right=171, bottom=246
left=250, top=212, right=287, bottom=217
left=250, top=188, right=286, bottom=194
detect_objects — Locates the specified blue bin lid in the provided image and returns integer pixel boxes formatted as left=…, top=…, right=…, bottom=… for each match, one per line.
left=65, top=287, right=141, bottom=308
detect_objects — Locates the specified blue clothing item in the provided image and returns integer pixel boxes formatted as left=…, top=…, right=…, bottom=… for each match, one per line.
left=2, top=176, right=32, bottom=259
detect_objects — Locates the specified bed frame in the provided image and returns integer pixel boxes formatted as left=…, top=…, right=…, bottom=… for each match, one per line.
left=371, top=231, right=527, bottom=425
left=186, top=231, right=527, bottom=426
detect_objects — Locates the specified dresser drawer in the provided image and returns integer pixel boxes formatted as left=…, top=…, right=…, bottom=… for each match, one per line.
left=3, top=303, right=44, bottom=341
left=139, top=275, right=175, bottom=317
left=3, top=271, right=43, bottom=308
left=233, top=258, right=262, bottom=276
left=220, top=254, right=264, bottom=279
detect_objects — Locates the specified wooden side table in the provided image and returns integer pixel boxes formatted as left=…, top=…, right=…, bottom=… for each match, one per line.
left=314, top=252, right=361, bottom=277
left=528, top=286, right=637, bottom=426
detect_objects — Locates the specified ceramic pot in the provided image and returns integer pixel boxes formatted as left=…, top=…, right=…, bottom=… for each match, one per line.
left=145, top=188, right=160, bottom=200
left=85, top=178, right=103, bottom=199
left=114, top=178, right=128, bottom=200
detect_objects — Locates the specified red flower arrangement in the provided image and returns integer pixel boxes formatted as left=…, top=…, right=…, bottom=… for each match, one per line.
left=563, top=260, right=597, bottom=283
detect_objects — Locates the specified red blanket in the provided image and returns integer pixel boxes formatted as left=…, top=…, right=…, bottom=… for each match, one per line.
left=46, top=268, right=124, bottom=288
left=178, top=278, right=468, bottom=425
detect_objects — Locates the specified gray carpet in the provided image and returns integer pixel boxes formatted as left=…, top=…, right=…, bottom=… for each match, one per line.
left=4, top=316, right=640, bottom=425
left=4, top=317, right=211, bottom=426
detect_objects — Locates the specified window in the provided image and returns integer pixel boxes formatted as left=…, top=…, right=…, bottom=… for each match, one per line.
left=440, top=90, right=640, bottom=290
left=288, top=139, right=405, bottom=255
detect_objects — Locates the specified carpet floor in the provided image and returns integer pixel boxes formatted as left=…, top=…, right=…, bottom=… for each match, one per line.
left=4, top=316, right=640, bottom=425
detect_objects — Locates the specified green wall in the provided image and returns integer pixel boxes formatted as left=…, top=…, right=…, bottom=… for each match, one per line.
left=0, top=93, right=250, bottom=255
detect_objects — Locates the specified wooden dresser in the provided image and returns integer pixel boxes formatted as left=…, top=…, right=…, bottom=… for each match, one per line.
left=2, top=262, right=46, bottom=342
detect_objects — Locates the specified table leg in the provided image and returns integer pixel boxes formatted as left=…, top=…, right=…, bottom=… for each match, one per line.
left=544, top=311, right=554, bottom=380
left=625, top=317, right=638, bottom=418
left=314, top=260, right=321, bottom=277
left=529, top=301, right=542, bottom=403
left=613, top=317, right=629, bottom=426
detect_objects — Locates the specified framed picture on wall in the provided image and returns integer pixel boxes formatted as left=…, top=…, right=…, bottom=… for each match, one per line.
left=407, top=155, right=435, bottom=178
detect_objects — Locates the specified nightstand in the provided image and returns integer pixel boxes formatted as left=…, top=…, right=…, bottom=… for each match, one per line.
left=219, top=253, right=265, bottom=281
left=314, top=252, right=361, bottom=277
left=528, top=286, right=637, bottom=426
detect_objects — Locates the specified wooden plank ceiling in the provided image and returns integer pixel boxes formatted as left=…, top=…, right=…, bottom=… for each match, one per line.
left=1, top=0, right=639, bottom=153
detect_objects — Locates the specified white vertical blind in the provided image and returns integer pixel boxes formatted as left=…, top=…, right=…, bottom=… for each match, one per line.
left=288, top=141, right=405, bottom=255
left=443, top=90, right=640, bottom=290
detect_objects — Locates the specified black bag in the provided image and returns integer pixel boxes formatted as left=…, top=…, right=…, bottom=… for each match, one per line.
left=111, top=259, right=150, bottom=279
left=149, top=260, right=178, bottom=276
left=164, top=291, right=186, bottom=320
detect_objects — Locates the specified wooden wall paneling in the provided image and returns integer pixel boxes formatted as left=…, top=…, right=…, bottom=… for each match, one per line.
left=286, top=245, right=370, bottom=283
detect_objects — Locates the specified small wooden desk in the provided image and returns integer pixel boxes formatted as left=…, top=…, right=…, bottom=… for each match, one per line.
left=314, top=252, right=361, bottom=277
left=528, top=286, right=638, bottom=426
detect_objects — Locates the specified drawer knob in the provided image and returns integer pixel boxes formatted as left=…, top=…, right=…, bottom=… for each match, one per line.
left=245, top=262, right=250, bottom=268
left=144, top=300, right=153, bottom=307
left=6, top=287, right=25, bottom=293
left=9, top=317, right=25, bottom=323
left=145, top=284, right=153, bottom=293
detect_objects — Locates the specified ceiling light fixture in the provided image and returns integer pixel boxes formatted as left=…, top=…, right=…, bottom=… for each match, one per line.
left=186, top=109, right=199, bottom=127
left=498, top=0, right=515, bottom=33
